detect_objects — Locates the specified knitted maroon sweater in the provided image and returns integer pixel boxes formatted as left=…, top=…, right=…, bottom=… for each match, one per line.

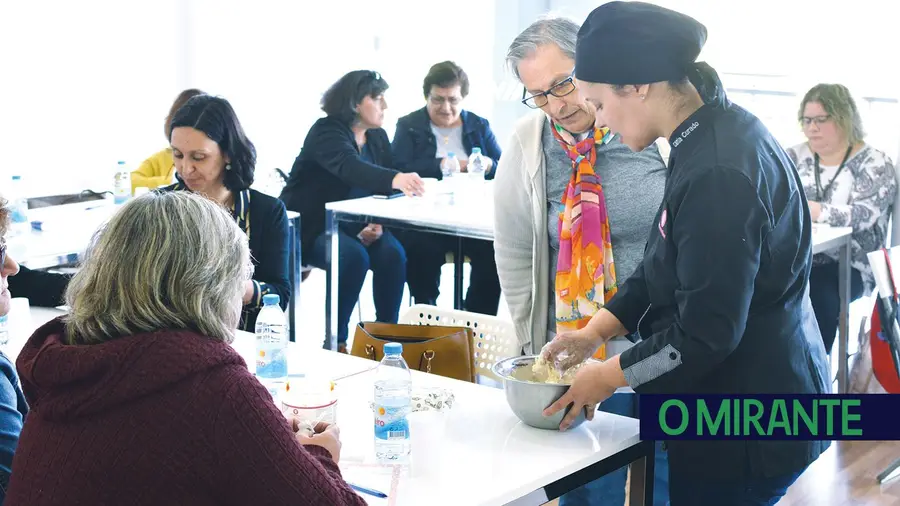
left=5, top=318, right=366, bottom=506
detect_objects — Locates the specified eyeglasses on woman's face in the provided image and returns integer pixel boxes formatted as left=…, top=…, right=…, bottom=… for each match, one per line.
left=521, top=74, right=576, bottom=109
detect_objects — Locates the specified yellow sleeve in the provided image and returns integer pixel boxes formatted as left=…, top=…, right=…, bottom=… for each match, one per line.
left=131, top=148, right=175, bottom=193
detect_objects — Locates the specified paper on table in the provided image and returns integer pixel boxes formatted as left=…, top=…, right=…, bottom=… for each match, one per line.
left=339, top=462, right=402, bottom=506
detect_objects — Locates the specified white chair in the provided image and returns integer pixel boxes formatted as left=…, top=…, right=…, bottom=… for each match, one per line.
left=399, top=304, right=519, bottom=385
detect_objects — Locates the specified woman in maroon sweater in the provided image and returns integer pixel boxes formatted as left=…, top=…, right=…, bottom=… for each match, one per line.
left=5, top=191, right=366, bottom=506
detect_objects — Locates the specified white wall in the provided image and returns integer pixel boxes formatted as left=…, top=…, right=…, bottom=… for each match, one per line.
left=548, top=0, right=900, bottom=156
left=0, top=0, right=181, bottom=195
left=2, top=0, right=897, bottom=199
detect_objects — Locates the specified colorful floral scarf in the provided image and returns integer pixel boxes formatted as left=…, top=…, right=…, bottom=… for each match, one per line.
left=551, top=122, right=616, bottom=360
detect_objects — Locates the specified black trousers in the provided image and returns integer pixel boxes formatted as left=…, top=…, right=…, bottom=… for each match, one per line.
left=808, top=261, right=865, bottom=355
left=395, top=230, right=501, bottom=316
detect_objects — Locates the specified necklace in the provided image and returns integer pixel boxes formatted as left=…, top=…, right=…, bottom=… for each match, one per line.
left=813, top=144, right=854, bottom=201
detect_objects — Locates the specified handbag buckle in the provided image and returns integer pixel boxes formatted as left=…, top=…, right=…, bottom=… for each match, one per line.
left=421, top=350, right=435, bottom=373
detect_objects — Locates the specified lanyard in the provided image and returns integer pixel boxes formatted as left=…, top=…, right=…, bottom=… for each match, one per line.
left=813, top=145, right=853, bottom=201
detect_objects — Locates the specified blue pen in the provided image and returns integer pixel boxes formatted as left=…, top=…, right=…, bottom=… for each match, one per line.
left=348, top=482, right=388, bottom=499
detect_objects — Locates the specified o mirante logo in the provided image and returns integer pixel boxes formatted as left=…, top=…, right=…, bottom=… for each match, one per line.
left=639, top=394, right=897, bottom=441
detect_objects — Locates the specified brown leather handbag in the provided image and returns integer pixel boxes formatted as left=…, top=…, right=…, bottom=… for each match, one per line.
left=350, top=322, right=476, bottom=383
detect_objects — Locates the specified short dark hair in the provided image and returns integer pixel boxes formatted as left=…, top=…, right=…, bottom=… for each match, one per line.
left=321, top=70, right=389, bottom=126
left=164, top=88, right=205, bottom=138
left=169, top=95, right=256, bottom=191
left=423, top=61, right=469, bottom=98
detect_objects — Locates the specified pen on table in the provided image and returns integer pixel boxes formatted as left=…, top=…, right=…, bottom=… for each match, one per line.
left=348, top=482, right=388, bottom=499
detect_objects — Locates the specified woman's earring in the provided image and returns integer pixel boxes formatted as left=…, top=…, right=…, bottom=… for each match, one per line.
left=640, top=94, right=646, bottom=100
left=225, top=163, right=232, bottom=171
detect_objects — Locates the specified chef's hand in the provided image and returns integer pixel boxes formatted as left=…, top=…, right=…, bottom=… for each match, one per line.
left=541, top=308, right=628, bottom=371
left=543, top=355, right=627, bottom=431
left=540, top=327, right=602, bottom=372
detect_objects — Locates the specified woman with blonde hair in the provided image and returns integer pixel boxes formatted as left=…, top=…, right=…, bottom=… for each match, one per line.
left=787, top=83, right=897, bottom=354
left=5, top=192, right=366, bottom=505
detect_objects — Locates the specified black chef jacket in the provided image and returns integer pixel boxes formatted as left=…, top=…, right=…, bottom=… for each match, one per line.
left=605, top=65, right=832, bottom=479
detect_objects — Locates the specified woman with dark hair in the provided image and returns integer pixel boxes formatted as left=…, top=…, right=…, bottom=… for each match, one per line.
left=280, top=70, right=423, bottom=352
left=787, top=83, right=896, bottom=354
left=392, top=61, right=503, bottom=316
left=542, top=3, right=829, bottom=504
left=131, top=88, right=205, bottom=192
left=162, top=94, right=290, bottom=332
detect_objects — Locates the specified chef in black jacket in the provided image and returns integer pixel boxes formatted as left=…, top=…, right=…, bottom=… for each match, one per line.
left=542, top=3, right=831, bottom=504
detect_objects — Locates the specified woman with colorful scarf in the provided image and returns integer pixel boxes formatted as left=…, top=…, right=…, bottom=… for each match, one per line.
left=496, top=17, right=670, bottom=506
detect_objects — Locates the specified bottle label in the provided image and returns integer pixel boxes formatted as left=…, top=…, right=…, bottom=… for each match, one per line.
left=374, top=403, right=410, bottom=441
left=256, top=330, right=287, bottom=379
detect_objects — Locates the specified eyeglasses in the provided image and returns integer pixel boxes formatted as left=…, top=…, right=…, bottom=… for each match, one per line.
left=428, top=95, right=462, bottom=106
left=801, top=115, right=831, bottom=127
left=522, top=74, right=577, bottom=109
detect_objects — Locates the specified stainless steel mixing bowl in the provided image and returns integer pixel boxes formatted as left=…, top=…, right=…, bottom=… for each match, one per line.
left=492, top=355, right=587, bottom=430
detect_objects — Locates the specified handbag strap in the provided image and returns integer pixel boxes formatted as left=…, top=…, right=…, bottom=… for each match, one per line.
left=365, top=343, right=437, bottom=375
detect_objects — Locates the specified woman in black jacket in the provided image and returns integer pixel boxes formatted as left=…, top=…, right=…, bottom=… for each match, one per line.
left=543, top=4, right=829, bottom=505
left=162, top=94, right=291, bottom=332
left=280, top=71, right=423, bottom=351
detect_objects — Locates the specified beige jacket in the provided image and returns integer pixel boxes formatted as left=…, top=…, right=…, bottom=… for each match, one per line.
left=493, top=111, right=550, bottom=354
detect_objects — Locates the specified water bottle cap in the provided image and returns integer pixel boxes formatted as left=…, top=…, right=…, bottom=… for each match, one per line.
left=384, top=342, right=402, bottom=355
left=447, top=152, right=455, bottom=158
left=117, top=161, right=126, bottom=165
left=11, top=175, right=21, bottom=181
left=262, top=294, right=280, bottom=306
left=472, top=147, right=481, bottom=154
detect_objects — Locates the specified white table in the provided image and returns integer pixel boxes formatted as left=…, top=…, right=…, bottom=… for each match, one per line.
left=324, top=191, right=855, bottom=392
left=6, top=199, right=304, bottom=341
left=6, top=305, right=652, bottom=506
left=324, top=181, right=494, bottom=350
left=810, top=224, right=854, bottom=393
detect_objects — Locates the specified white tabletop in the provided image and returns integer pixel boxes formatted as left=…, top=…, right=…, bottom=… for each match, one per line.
left=333, top=366, right=640, bottom=506
left=326, top=179, right=494, bottom=241
left=6, top=304, right=643, bottom=506
left=7, top=199, right=301, bottom=271
left=325, top=182, right=852, bottom=253
left=7, top=200, right=121, bottom=269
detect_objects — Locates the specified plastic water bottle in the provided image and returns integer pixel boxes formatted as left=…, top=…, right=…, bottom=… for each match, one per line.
left=113, top=161, right=131, bottom=204
left=374, top=342, right=411, bottom=462
left=468, top=147, right=487, bottom=182
left=9, top=176, right=29, bottom=237
left=0, top=315, right=8, bottom=347
left=440, top=152, right=460, bottom=180
left=255, top=294, right=288, bottom=396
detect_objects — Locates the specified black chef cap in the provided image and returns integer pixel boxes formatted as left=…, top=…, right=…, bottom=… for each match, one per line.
left=575, top=1, right=707, bottom=85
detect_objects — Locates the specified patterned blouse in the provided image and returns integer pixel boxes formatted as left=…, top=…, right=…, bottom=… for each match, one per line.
left=787, top=142, right=897, bottom=291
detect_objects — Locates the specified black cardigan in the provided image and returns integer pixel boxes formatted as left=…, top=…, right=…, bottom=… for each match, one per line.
left=279, top=116, right=398, bottom=257
left=7, top=266, right=70, bottom=308
left=160, top=184, right=291, bottom=331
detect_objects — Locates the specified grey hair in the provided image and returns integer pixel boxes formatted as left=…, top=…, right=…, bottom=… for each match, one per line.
left=506, top=16, right=581, bottom=81
left=64, top=191, right=252, bottom=345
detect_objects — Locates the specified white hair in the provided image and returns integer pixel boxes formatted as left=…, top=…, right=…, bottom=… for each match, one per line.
left=506, top=16, right=581, bottom=81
